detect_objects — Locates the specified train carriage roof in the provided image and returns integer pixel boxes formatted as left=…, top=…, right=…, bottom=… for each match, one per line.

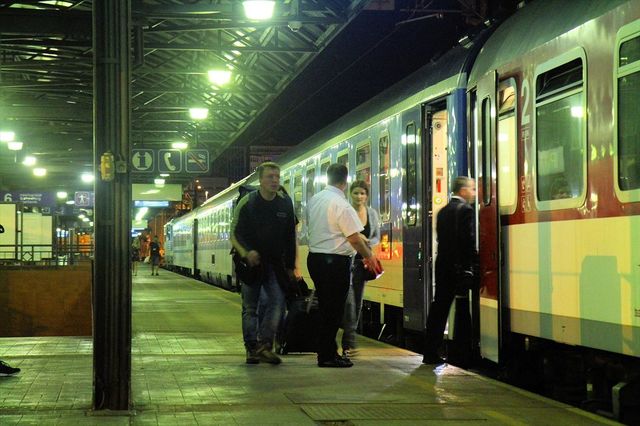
left=468, top=0, right=629, bottom=84
left=275, top=37, right=485, bottom=166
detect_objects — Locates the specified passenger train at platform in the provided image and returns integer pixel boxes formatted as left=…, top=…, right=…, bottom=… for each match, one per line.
left=165, top=0, right=639, bottom=415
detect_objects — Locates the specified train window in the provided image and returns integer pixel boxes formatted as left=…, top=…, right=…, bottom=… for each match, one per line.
left=481, top=97, right=492, bottom=206
left=617, top=32, right=640, bottom=193
left=378, top=132, right=391, bottom=222
left=498, top=80, right=518, bottom=214
left=356, top=141, right=372, bottom=184
left=306, top=167, right=316, bottom=201
left=320, top=159, right=330, bottom=189
left=535, top=54, right=585, bottom=204
left=337, top=150, right=349, bottom=195
left=405, top=122, right=418, bottom=226
left=337, top=151, right=349, bottom=166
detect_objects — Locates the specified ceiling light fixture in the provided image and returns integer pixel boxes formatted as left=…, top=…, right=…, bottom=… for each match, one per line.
left=8, top=141, right=23, bottom=151
left=81, top=173, right=94, bottom=183
left=0, top=131, right=15, bottom=142
left=56, top=191, right=68, bottom=199
left=33, top=167, right=47, bottom=177
left=22, top=155, right=37, bottom=166
left=172, top=141, right=188, bottom=150
left=243, top=0, right=275, bottom=20
left=189, top=108, right=209, bottom=120
left=208, top=69, right=232, bottom=86
left=154, top=178, right=165, bottom=186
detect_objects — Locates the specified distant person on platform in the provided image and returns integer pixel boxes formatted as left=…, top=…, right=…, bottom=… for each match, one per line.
left=231, top=161, right=297, bottom=365
left=423, top=176, right=477, bottom=364
left=132, top=234, right=142, bottom=277
left=149, top=235, right=162, bottom=276
left=306, top=163, right=382, bottom=368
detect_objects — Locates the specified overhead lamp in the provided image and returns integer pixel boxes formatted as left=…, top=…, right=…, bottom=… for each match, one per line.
left=189, top=107, right=209, bottom=120
left=82, top=217, right=90, bottom=222
left=78, top=214, right=86, bottom=219
left=22, top=155, right=37, bottom=166
left=0, top=131, right=15, bottom=142
left=160, top=173, right=170, bottom=177
left=89, top=221, right=94, bottom=227
left=208, top=69, right=232, bottom=86
left=154, top=178, right=165, bottom=186
left=172, top=141, right=188, bottom=150
left=56, top=191, right=68, bottom=199
left=8, top=141, right=23, bottom=151
left=243, top=0, right=275, bottom=20
left=81, top=173, right=94, bottom=183
left=33, top=167, right=46, bottom=177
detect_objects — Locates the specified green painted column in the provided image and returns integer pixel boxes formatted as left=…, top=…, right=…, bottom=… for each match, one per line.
left=92, top=0, right=132, bottom=411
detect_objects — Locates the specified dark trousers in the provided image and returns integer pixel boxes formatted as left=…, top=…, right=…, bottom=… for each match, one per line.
left=307, top=252, right=352, bottom=361
left=424, top=269, right=457, bottom=356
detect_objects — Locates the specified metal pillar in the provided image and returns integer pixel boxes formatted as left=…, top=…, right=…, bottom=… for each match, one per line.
left=92, top=1, right=132, bottom=411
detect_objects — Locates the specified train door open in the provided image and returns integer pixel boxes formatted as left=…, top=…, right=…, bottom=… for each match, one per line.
left=475, top=70, right=502, bottom=363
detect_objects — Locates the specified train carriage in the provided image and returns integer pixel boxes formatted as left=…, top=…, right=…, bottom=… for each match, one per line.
left=162, top=0, right=640, bottom=417
left=468, top=0, right=640, bottom=363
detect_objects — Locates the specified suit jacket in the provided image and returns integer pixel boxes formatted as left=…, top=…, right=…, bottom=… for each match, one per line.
left=435, top=196, right=477, bottom=275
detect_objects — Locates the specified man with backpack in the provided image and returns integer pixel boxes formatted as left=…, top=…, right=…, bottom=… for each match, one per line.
left=231, top=161, right=297, bottom=365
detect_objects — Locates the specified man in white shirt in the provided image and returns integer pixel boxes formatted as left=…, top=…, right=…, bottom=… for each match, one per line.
left=307, top=163, right=382, bottom=368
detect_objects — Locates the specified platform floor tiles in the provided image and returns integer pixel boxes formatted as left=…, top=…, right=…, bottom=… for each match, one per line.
left=0, top=270, right=620, bottom=425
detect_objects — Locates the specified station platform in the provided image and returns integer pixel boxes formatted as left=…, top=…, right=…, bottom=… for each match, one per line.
left=0, top=270, right=619, bottom=425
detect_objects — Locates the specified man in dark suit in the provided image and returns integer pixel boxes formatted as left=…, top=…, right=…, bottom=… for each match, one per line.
left=423, top=176, right=477, bottom=364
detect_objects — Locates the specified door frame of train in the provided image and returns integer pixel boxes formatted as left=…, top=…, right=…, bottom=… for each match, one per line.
left=475, top=70, right=503, bottom=363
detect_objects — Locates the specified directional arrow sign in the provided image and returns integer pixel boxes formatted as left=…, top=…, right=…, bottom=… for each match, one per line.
left=132, top=149, right=154, bottom=173
left=185, top=149, right=210, bottom=173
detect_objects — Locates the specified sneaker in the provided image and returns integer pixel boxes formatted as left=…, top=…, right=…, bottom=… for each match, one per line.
left=0, top=360, right=20, bottom=376
left=246, top=349, right=260, bottom=364
left=256, top=345, right=281, bottom=365
left=318, top=355, right=353, bottom=368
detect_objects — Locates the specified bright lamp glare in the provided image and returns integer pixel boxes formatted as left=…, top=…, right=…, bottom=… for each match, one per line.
left=81, top=173, right=94, bottom=183
left=189, top=108, right=209, bottom=120
left=33, top=167, right=46, bottom=177
left=0, top=131, right=15, bottom=142
left=135, top=207, right=148, bottom=221
left=22, top=156, right=37, bottom=166
left=8, top=141, right=23, bottom=151
left=172, top=141, right=188, bottom=150
left=56, top=191, right=68, bottom=199
left=208, top=69, right=232, bottom=86
left=154, top=178, right=165, bottom=186
left=243, top=0, right=275, bottom=20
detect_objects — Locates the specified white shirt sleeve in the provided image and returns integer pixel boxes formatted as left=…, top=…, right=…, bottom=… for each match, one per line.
left=336, top=203, right=363, bottom=238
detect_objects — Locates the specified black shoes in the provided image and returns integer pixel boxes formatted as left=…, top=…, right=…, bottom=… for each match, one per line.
left=0, top=360, right=20, bottom=376
left=246, top=349, right=260, bottom=364
left=318, top=355, right=353, bottom=368
left=256, top=345, right=282, bottom=365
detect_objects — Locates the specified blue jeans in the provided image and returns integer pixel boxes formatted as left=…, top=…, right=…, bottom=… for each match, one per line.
left=242, top=263, right=285, bottom=350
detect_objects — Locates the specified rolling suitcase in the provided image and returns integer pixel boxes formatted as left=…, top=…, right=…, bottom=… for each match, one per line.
left=276, top=290, right=320, bottom=354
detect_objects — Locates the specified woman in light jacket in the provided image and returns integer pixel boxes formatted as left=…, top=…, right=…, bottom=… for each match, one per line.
left=341, top=180, right=381, bottom=357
